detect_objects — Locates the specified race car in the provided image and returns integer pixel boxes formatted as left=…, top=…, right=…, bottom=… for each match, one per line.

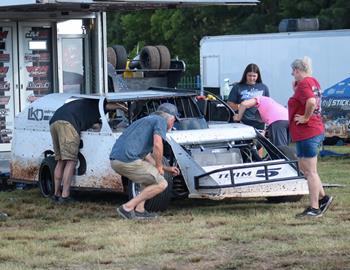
left=10, top=89, right=308, bottom=211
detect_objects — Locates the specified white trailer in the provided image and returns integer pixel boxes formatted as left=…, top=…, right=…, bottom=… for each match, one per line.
left=0, top=0, right=258, bottom=161
left=200, top=30, right=350, bottom=106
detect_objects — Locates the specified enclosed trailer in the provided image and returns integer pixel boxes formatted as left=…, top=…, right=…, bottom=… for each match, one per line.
left=0, top=0, right=258, bottom=154
left=200, top=30, right=350, bottom=106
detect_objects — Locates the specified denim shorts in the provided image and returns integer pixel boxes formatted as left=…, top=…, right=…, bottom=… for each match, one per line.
left=296, top=134, right=324, bottom=158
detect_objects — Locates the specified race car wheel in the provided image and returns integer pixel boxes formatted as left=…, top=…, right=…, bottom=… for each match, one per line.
left=128, top=158, right=173, bottom=212
left=39, top=156, right=57, bottom=198
left=266, top=145, right=303, bottom=203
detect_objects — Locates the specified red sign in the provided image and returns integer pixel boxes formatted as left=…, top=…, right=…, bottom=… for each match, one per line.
left=0, top=96, right=10, bottom=105
left=26, top=66, right=49, bottom=77
left=0, top=66, right=8, bottom=77
left=0, top=31, right=8, bottom=40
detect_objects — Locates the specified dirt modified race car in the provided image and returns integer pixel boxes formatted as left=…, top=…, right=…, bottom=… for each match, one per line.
left=10, top=89, right=308, bottom=211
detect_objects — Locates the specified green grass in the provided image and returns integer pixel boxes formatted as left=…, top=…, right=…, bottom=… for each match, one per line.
left=0, top=146, right=349, bottom=270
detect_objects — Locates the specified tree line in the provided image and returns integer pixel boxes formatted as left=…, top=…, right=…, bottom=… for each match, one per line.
left=107, top=0, right=350, bottom=75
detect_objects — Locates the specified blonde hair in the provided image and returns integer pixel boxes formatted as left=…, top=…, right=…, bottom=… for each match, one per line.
left=291, top=56, right=312, bottom=76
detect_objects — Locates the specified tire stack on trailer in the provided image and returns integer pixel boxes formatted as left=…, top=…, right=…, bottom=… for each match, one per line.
left=106, top=44, right=181, bottom=90
left=106, top=44, right=171, bottom=71
left=139, top=45, right=171, bottom=70
left=107, top=45, right=128, bottom=74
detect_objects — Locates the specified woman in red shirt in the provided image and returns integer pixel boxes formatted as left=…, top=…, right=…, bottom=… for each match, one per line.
left=288, top=57, right=333, bottom=218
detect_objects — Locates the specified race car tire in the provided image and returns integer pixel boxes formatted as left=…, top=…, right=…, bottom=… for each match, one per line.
left=39, top=156, right=57, bottom=198
left=112, top=45, right=128, bottom=71
left=155, top=45, right=171, bottom=70
left=266, top=145, right=303, bottom=203
left=140, top=46, right=160, bottom=69
left=128, top=157, right=173, bottom=212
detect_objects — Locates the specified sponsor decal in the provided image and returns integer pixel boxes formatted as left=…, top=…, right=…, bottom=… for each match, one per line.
left=0, top=82, right=10, bottom=91
left=27, top=95, right=40, bottom=103
left=25, top=30, right=49, bottom=39
left=0, top=129, right=11, bottom=135
left=217, top=167, right=282, bottom=180
left=27, top=107, right=53, bottom=121
left=0, top=66, right=9, bottom=78
left=24, top=52, right=50, bottom=62
left=0, top=108, right=9, bottom=117
left=0, top=96, right=10, bottom=105
left=26, top=81, right=50, bottom=91
left=0, top=53, right=10, bottom=62
left=26, top=66, right=49, bottom=77
left=322, top=98, right=350, bottom=108
left=0, top=31, right=8, bottom=40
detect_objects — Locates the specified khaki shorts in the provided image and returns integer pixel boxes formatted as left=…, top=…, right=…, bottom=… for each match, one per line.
left=110, top=159, right=165, bottom=186
left=50, top=120, right=80, bottom=161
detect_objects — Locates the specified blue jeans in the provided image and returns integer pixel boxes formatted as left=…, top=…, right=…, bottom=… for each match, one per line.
left=296, top=134, right=324, bottom=158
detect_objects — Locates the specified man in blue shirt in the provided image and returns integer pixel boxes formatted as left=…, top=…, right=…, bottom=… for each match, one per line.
left=110, top=103, right=180, bottom=220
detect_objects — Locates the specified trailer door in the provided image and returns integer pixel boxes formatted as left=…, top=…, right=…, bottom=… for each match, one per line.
left=57, top=19, right=90, bottom=94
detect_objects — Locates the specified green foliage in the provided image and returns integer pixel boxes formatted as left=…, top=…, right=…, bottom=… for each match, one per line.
left=107, top=0, right=350, bottom=75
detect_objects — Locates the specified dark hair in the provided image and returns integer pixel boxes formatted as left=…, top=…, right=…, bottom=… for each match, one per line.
left=239, top=63, right=262, bottom=84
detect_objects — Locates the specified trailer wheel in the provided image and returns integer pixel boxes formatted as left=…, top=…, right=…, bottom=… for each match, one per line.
left=266, top=145, right=303, bottom=203
left=39, top=156, right=57, bottom=198
left=140, top=46, right=160, bottom=69
left=112, top=45, right=128, bottom=71
left=155, top=45, right=171, bottom=70
left=323, top=136, right=341, bottom=145
left=107, top=47, right=117, bottom=69
left=128, top=158, right=173, bottom=212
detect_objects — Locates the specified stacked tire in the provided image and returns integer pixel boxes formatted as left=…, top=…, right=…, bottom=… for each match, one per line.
left=107, top=45, right=128, bottom=73
left=107, top=44, right=171, bottom=71
left=140, top=45, right=171, bottom=70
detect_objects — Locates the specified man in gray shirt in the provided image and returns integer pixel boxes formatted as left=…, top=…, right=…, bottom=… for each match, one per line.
left=110, top=103, right=180, bottom=220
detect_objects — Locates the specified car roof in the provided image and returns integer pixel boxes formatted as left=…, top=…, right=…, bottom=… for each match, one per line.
left=104, top=90, right=197, bottom=102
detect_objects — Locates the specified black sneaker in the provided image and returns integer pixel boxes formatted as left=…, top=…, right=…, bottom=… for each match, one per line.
left=51, top=195, right=60, bottom=203
left=116, top=206, right=135, bottom=220
left=57, top=196, right=75, bottom=205
left=295, top=207, right=322, bottom=218
left=134, top=210, right=158, bottom=220
left=0, top=212, right=8, bottom=221
left=319, top=195, right=333, bottom=215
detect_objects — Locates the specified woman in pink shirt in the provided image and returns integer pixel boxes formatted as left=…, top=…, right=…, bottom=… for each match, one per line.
left=233, top=96, right=289, bottom=147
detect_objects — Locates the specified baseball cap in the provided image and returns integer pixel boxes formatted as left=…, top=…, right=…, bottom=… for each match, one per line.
left=157, top=103, right=179, bottom=117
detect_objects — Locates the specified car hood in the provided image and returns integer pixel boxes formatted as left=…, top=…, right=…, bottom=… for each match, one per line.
left=166, top=123, right=256, bottom=145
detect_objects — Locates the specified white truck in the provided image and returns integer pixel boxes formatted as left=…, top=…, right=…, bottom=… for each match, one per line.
left=200, top=29, right=350, bottom=106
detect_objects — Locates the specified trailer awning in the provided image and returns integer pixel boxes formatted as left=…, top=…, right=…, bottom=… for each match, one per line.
left=0, top=0, right=259, bottom=12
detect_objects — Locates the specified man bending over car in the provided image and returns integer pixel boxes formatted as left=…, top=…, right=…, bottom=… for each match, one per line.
left=110, top=103, right=180, bottom=220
